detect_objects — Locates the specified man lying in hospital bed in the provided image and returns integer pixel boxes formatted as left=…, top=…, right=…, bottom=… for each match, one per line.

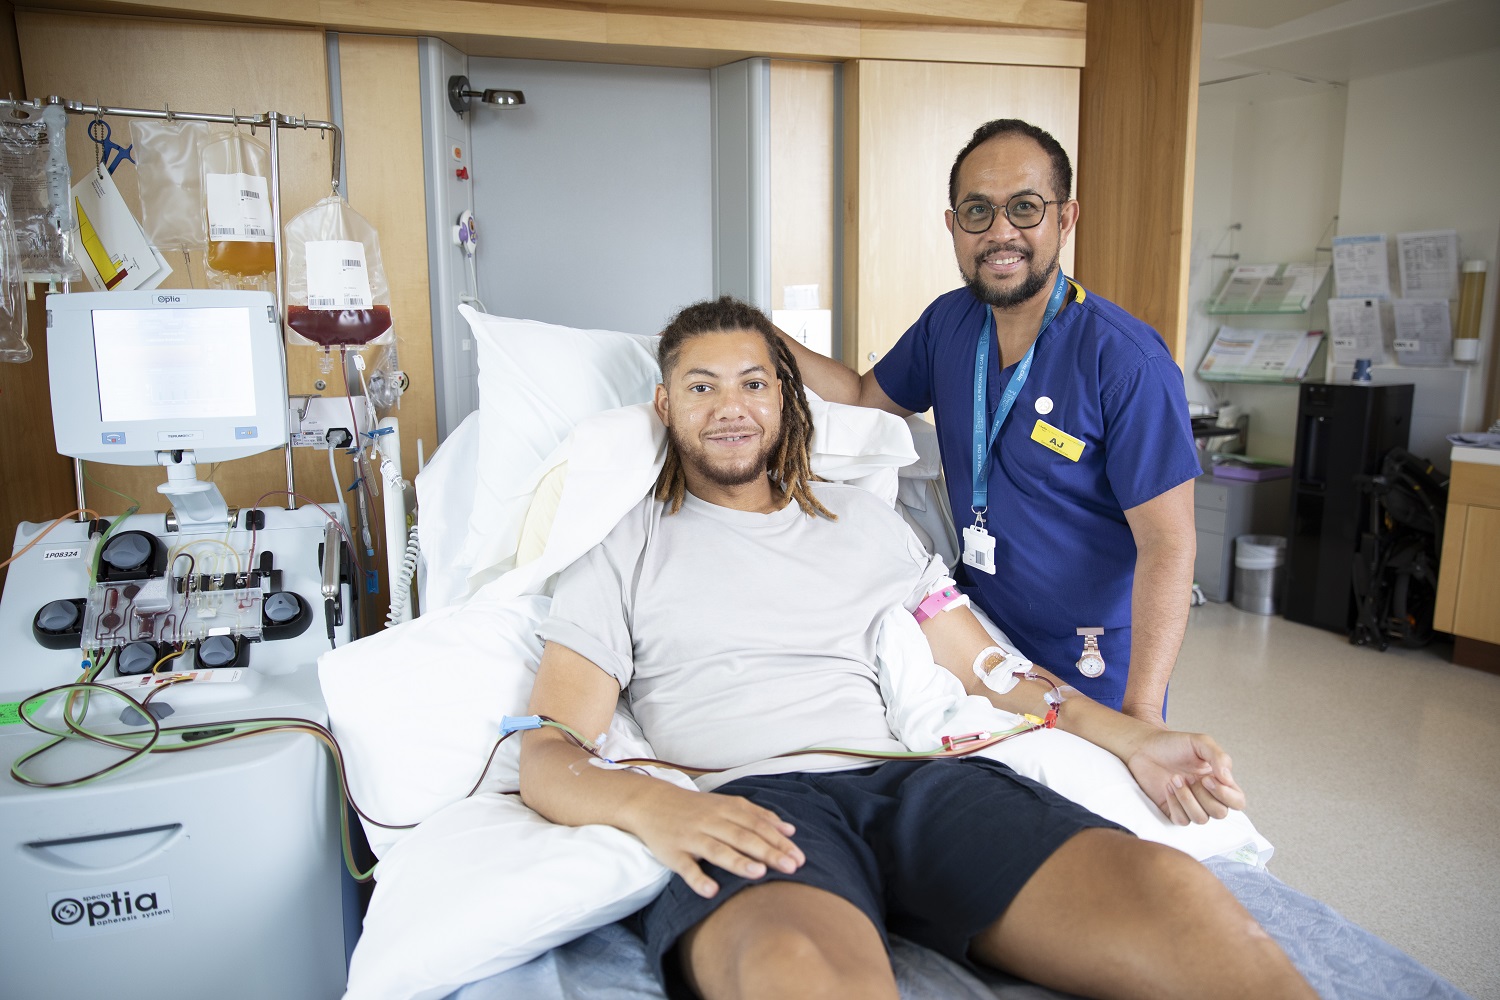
left=521, top=296, right=1312, bottom=1000
left=319, top=303, right=1469, bottom=1000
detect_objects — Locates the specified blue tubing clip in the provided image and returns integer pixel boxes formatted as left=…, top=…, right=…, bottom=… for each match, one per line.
left=500, top=715, right=544, bottom=735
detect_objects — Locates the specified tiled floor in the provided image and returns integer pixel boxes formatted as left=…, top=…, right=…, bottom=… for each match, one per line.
left=1170, top=601, right=1500, bottom=999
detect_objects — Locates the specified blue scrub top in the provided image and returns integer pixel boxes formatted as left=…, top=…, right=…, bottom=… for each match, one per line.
left=874, top=285, right=1200, bottom=708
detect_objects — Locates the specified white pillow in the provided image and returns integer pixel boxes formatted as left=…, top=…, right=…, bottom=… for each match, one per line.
left=412, top=410, right=482, bottom=614
left=318, top=590, right=552, bottom=858
left=343, top=793, right=671, bottom=1000
left=456, top=306, right=661, bottom=597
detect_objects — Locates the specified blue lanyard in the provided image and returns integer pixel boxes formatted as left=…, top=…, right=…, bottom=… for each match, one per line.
left=971, top=270, right=1070, bottom=512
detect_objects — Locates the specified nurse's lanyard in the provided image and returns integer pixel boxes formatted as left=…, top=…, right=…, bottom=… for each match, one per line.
left=961, top=269, right=1069, bottom=576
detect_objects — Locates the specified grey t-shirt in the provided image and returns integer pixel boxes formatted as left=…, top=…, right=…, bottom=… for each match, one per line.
left=537, top=481, right=945, bottom=790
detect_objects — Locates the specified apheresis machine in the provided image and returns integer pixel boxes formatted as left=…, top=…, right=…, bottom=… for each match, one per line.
left=0, top=291, right=356, bottom=999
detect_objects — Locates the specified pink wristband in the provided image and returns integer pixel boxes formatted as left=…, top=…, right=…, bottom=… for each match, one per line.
left=914, top=587, right=961, bottom=623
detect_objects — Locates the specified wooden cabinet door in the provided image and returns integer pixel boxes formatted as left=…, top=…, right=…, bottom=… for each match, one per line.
left=842, top=60, right=1079, bottom=375
left=1454, top=504, right=1500, bottom=645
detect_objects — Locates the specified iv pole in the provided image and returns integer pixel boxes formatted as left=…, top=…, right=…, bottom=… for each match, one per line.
left=0, top=95, right=345, bottom=515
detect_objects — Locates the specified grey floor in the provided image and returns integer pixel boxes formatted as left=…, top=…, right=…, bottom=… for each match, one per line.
left=1170, top=601, right=1500, bottom=1000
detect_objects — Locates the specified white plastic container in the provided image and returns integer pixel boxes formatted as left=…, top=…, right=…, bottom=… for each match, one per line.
left=1233, top=535, right=1286, bottom=616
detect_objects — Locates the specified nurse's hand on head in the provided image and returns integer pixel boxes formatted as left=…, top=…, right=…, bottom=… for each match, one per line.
left=1123, top=729, right=1244, bottom=826
left=628, top=784, right=806, bottom=898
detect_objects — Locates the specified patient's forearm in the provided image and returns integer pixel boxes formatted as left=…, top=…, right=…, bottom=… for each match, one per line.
left=519, top=729, right=678, bottom=835
left=920, top=605, right=1152, bottom=763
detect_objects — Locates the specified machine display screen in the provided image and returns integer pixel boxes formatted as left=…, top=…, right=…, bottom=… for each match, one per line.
left=92, top=307, right=258, bottom=423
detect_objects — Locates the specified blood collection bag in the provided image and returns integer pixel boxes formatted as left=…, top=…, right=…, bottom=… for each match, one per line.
left=283, top=194, right=394, bottom=350
left=201, top=130, right=275, bottom=284
left=131, top=119, right=211, bottom=252
left=0, top=178, right=30, bottom=364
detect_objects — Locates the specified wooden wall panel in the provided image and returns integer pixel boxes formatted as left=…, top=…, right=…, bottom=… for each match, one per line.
left=0, top=1, right=20, bottom=93
left=769, top=60, right=835, bottom=314
left=0, top=2, right=75, bottom=595
left=27, top=0, right=1087, bottom=69
left=843, top=59, right=1078, bottom=372
left=17, top=10, right=336, bottom=516
left=1074, top=0, right=1200, bottom=364
left=9, top=12, right=403, bottom=632
left=335, top=33, right=435, bottom=523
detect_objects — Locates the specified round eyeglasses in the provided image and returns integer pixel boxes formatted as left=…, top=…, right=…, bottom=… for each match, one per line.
left=953, top=193, right=1062, bottom=234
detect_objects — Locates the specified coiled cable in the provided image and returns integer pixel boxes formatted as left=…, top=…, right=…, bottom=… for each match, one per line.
left=385, top=522, right=420, bottom=628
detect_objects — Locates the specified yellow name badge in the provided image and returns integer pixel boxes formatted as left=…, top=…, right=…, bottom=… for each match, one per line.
left=1030, top=419, right=1085, bottom=462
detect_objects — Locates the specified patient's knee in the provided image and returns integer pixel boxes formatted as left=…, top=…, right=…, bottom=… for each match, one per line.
left=722, top=925, right=893, bottom=1000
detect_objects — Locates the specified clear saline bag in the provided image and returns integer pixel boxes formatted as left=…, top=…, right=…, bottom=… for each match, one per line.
left=0, top=178, right=30, bottom=364
left=201, top=129, right=275, bottom=286
left=0, top=103, right=80, bottom=282
left=131, top=118, right=211, bottom=253
left=283, top=194, right=394, bottom=353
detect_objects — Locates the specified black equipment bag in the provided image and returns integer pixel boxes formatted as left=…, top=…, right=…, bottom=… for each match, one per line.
left=1350, top=447, right=1449, bottom=650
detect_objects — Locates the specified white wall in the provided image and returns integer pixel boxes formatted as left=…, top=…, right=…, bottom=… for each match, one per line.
left=1336, top=46, right=1500, bottom=443
left=1188, top=45, right=1500, bottom=463
left=1188, top=84, right=1347, bottom=462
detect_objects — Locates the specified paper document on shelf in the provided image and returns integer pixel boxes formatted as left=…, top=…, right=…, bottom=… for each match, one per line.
left=1196, top=327, right=1323, bottom=381
left=70, top=165, right=172, bottom=292
left=1332, top=234, right=1390, bottom=299
left=1211, top=264, right=1278, bottom=312
left=1392, top=298, right=1452, bottom=366
left=1327, top=297, right=1387, bottom=365
left=1397, top=229, right=1459, bottom=299
left=1279, top=263, right=1331, bottom=308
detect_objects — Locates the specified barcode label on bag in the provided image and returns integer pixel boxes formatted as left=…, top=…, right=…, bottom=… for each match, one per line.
left=305, top=240, right=373, bottom=310
left=204, top=172, right=273, bottom=242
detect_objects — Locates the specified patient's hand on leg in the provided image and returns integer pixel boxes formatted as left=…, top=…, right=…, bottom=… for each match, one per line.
left=630, top=786, right=806, bottom=899
left=679, top=882, right=898, bottom=1000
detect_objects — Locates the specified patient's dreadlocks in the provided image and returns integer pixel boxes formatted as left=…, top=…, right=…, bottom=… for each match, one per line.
left=654, top=296, right=835, bottom=520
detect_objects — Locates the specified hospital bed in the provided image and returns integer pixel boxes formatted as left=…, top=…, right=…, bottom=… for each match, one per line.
left=319, top=307, right=1468, bottom=1000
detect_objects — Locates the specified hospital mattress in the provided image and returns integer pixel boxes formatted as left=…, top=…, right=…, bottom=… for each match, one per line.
left=446, top=860, right=1469, bottom=1000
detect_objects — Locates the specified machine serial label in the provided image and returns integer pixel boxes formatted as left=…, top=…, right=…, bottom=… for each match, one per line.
left=47, top=876, right=174, bottom=940
left=41, top=546, right=85, bottom=562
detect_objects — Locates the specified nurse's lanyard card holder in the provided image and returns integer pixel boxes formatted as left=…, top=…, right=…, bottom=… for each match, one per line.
left=962, top=269, right=1069, bottom=576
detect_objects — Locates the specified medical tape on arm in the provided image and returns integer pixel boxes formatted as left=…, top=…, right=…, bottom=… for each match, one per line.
left=971, top=645, right=1034, bottom=695
left=912, top=578, right=970, bottom=623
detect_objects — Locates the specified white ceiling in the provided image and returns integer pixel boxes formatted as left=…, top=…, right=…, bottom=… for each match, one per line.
left=1200, top=0, right=1500, bottom=99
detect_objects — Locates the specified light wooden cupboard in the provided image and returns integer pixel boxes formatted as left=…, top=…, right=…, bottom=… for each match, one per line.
left=841, top=59, right=1080, bottom=372
left=1434, top=458, right=1500, bottom=654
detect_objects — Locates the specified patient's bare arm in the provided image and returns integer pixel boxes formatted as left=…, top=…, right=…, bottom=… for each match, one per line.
left=919, top=605, right=1245, bottom=826
left=519, top=641, right=805, bottom=898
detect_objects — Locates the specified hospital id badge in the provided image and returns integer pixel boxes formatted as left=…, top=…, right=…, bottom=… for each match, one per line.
left=962, top=524, right=996, bottom=575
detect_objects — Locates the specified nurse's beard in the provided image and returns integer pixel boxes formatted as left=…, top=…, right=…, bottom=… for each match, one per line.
left=963, top=243, right=1059, bottom=310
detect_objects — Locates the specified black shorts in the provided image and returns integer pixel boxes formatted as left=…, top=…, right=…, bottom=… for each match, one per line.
left=632, top=756, right=1127, bottom=999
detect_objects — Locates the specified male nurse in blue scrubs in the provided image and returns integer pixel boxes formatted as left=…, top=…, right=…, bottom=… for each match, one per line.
left=783, top=119, right=1200, bottom=726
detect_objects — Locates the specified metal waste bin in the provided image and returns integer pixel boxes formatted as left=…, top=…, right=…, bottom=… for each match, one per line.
left=1233, top=535, right=1286, bottom=616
